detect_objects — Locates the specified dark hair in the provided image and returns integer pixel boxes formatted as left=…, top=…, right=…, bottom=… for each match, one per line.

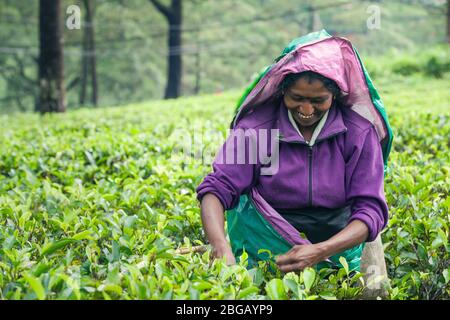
left=279, top=71, right=342, bottom=101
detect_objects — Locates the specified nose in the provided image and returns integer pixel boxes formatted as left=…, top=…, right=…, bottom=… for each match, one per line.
left=298, top=102, right=314, bottom=116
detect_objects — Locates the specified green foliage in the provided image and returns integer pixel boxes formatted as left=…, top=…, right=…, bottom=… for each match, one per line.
left=0, top=0, right=447, bottom=112
left=0, top=76, right=449, bottom=300
left=368, top=46, right=450, bottom=79
left=391, top=58, right=422, bottom=76
left=380, top=76, right=450, bottom=299
left=424, top=56, right=450, bottom=79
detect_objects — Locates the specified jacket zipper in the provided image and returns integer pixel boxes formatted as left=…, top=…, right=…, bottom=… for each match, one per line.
left=279, top=129, right=347, bottom=209
left=308, top=146, right=313, bottom=207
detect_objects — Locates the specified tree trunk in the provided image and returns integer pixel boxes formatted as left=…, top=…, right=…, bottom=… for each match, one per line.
left=37, top=0, right=66, bottom=113
left=307, top=5, right=321, bottom=33
left=149, top=0, right=183, bottom=99
left=447, top=0, right=449, bottom=44
left=194, top=27, right=201, bottom=95
left=86, top=0, right=98, bottom=106
left=79, top=23, right=88, bottom=105
left=165, top=0, right=182, bottom=99
left=307, top=6, right=315, bottom=33
left=80, top=0, right=98, bottom=106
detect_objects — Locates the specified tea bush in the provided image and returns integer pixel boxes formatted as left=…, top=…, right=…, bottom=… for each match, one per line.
left=365, top=46, right=450, bottom=79
left=0, top=76, right=448, bottom=300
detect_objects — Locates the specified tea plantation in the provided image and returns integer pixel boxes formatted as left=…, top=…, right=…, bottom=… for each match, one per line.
left=0, top=75, right=448, bottom=300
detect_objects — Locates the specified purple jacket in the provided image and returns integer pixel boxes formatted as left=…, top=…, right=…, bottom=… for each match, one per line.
left=196, top=98, right=389, bottom=242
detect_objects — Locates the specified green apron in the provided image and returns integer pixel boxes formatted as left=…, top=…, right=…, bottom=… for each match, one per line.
left=226, top=193, right=365, bottom=272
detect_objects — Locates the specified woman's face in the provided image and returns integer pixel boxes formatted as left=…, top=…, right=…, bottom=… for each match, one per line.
left=283, top=77, right=334, bottom=128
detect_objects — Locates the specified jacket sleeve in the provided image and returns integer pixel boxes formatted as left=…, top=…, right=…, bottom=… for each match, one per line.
left=196, top=125, right=260, bottom=210
left=346, top=125, right=389, bottom=242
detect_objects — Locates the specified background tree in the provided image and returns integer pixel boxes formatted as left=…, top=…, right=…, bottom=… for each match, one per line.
left=0, top=1, right=38, bottom=112
left=79, top=0, right=98, bottom=106
left=37, top=0, right=66, bottom=113
left=0, top=0, right=447, bottom=112
left=149, top=0, right=182, bottom=99
left=447, top=0, right=449, bottom=43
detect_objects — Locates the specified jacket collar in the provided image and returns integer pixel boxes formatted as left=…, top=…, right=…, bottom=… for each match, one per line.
left=276, top=99, right=347, bottom=144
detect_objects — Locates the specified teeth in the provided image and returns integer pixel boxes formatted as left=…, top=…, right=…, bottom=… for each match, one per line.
left=298, top=112, right=314, bottom=119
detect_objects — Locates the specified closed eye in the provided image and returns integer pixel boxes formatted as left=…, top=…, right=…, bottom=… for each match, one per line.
left=287, top=92, right=329, bottom=103
left=290, top=96, right=327, bottom=104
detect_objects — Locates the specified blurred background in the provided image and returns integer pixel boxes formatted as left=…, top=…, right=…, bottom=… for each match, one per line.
left=0, top=0, right=448, bottom=114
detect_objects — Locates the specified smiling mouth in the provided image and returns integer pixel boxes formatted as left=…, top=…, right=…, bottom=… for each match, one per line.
left=297, top=112, right=315, bottom=119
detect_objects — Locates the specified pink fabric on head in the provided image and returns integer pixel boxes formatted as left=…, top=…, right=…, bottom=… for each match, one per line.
left=236, top=36, right=387, bottom=141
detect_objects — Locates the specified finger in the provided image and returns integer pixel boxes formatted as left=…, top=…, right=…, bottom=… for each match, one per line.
left=276, top=252, right=298, bottom=265
left=226, top=259, right=236, bottom=266
left=227, top=254, right=236, bottom=265
left=278, top=262, right=305, bottom=273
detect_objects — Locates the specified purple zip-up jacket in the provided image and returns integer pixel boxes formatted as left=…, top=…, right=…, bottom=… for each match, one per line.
left=196, top=98, right=389, bottom=242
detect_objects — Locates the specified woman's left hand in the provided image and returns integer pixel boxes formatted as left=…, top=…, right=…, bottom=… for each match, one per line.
left=275, top=244, right=328, bottom=273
